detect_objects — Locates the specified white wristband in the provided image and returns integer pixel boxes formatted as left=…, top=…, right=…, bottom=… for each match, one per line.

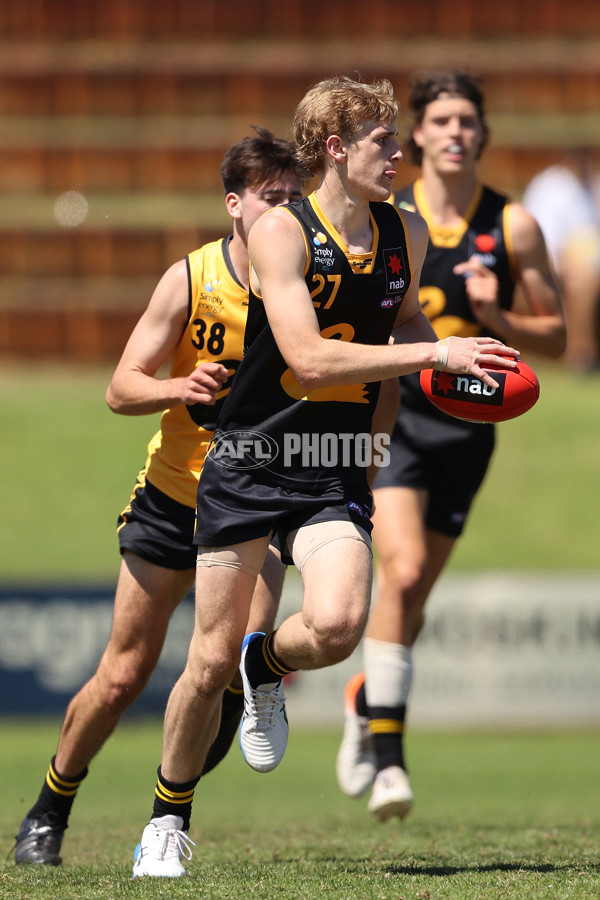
left=435, top=341, right=449, bottom=369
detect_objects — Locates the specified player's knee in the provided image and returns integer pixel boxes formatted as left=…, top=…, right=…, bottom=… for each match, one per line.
left=310, top=611, right=367, bottom=664
left=184, top=647, right=239, bottom=698
left=96, top=663, right=150, bottom=714
left=386, top=556, right=427, bottom=605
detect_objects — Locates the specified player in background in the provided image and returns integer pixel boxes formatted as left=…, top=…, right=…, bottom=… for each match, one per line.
left=14, top=127, right=304, bottom=866
left=130, top=75, right=519, bottom=878
left=522, top=148, right=600, bottom=373
left=336, top=71, right=566, bottom=823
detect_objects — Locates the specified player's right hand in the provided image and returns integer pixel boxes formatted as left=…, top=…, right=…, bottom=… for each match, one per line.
left=438, top=336, right=519, bottom=389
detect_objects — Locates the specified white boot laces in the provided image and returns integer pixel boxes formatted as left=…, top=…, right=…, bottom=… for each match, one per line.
left=157, top=824, right=196, bottom=862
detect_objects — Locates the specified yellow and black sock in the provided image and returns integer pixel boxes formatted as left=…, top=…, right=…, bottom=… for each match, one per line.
left=244, top=631, right=295, bottom=688
left=152, top=766, right=200, bottom=831
left=27, top=756, right=88, bottom=827
left=369, top=705, right=407, bottom=772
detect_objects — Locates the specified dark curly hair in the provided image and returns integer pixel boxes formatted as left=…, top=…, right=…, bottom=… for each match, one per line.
left=220, top=125, right=306, bottom=194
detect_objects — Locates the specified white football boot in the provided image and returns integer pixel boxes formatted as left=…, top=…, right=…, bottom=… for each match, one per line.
left=239, top=632, right=288, bottom=772
left=368, top=766, right=414, bottom=822
left=336, top=673, right=376, bottom=797
left=132, top=815, right=195, bottom=877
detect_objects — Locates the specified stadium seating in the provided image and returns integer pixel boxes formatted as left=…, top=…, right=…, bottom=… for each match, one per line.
left=1, top=0, right=598, bottom=359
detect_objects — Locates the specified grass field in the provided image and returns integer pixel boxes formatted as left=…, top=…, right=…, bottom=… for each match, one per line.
left=0, top=359, right=599, bottom=581
left=2, top=721, right=599, bottom=899
left=1, top=361, right=599, bottom=897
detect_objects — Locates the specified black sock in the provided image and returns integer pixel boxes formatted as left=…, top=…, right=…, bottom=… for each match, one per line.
left=26, top=756, right=88, bottom=828
left=368, top=704, right=408, bottom=772
left=152, top=766, right=200, bottom=832
left=221, top=683, right=244, bottom=713
left=244, top=631, right=295, bottom=688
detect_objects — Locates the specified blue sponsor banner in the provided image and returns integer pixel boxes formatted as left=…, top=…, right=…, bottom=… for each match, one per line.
left=0, top=585, right=194, bottom=715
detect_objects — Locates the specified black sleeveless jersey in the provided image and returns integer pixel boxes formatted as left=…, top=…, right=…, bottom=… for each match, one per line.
left=212, top=192, right=414, bottom=490
left=394, top=179, right=517, bottom=435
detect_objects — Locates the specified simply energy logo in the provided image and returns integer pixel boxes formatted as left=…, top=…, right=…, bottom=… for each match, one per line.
left=311, top=228, right=335, bottom=268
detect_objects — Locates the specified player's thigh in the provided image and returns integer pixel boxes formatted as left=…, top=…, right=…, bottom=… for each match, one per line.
left=247, top=545, right=286, bottom=634
left=372, top=486, right=428, bottom=575
left=192, top=536, right=272, bottom=663
left=372, top=487, right=456, bottom=595
left=296, top=523, right=373, bottom=637
left=105, top=552, right=194, bottom=662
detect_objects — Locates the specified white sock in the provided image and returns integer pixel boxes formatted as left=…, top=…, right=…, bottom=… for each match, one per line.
left=363, top=637, right=413, bottom=708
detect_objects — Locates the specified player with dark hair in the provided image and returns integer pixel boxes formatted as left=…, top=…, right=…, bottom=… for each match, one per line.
left=336, top=71, right=566, bottom=822
left=14, top=126, right=305, bottom=866
left=130, top=75, right=519, bottom=878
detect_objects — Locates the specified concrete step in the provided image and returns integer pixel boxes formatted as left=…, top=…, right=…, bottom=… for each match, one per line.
left=0, top=189, right=229, bottom=230
left=2, top=0, right=600, bottom=40
left=0, top=217, right=225, bottom=280
left=0, top=38, right=598, bottom=117
left=2, top=136, right=597, bottom=203
left=0, top=276, right=158, bottom=362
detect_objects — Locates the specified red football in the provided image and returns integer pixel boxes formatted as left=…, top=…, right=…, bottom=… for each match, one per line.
left=419, top=359, right=540, bottom=423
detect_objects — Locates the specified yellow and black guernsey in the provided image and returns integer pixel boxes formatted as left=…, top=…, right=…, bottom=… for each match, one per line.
left=394, top=178, right=517, bottom=434
left=141, top=237, right=248, bottom=508
left=211, top=192, right=414, bottom=491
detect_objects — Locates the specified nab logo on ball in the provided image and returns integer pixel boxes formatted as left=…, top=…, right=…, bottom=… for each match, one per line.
left=420, top=359, right=540, bottom=423
left=432, top=370, right=505, bottom=408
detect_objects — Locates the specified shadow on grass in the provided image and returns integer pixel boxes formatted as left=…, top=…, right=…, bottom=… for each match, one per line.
left=298, top=858, right=600, bottom=877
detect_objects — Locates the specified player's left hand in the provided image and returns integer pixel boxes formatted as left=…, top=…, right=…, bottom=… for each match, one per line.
left=453, top=256, right=504, bottom=330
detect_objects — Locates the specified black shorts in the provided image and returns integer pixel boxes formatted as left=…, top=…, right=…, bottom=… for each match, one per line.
left=117, top=478, right=197, bottom=571
left=193, top=454, right=373, bottom=565
left=374, top=407, right=495, bottom=538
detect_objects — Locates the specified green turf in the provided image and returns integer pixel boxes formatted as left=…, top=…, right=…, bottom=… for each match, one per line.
left=0, top=362, right=160, bottom=582
left=0, top=359, right=599, bottom=582
left=448, top=358, right=600, bottom=571
left=2, top=721, right=599, bottom=898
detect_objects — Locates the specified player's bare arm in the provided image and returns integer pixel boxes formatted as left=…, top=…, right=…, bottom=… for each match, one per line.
left=250, top=207, right=513, bottom=388
left=106, top=259, right=228, bottom=415
left=453, top=203, right=566, bottom=359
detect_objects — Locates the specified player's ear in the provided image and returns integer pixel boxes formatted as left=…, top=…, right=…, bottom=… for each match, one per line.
left=225, top=191, right=243, bottom=219
left=411, top=125, right=424, bottom=149
left=325, top=134, right=347, bottom=163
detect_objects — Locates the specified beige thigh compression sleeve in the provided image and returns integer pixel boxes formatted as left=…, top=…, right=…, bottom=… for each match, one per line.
left=286, top=520, right=372, bottom=573
left=196, top=544, right=265, bottom=579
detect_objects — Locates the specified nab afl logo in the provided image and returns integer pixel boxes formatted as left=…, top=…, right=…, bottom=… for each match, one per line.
left=211, top=430, right=279, bottom=469
left=383, top=246, right=407, bottom=295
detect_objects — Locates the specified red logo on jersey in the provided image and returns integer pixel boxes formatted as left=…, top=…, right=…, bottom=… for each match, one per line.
left=386, top=252, right=404, bottom=275
left=475, top=234, right=496, bottom=254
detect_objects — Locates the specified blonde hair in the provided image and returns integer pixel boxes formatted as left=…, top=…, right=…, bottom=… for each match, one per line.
left=293, top=76, right=399, bottom=177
